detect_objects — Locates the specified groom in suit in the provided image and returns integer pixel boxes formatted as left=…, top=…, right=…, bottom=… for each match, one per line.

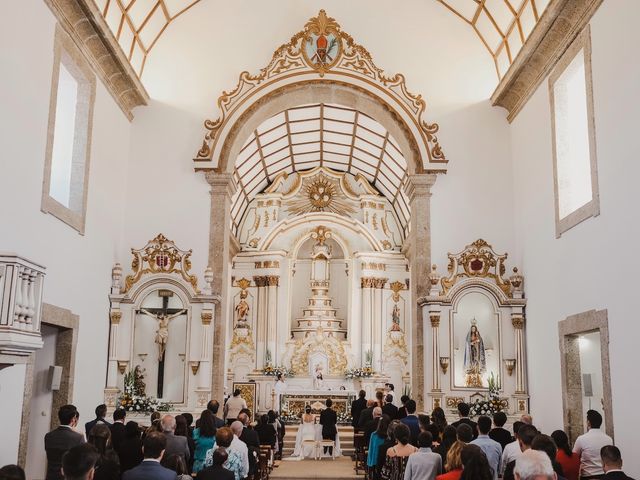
left=320, top=399, right=338, bottom=456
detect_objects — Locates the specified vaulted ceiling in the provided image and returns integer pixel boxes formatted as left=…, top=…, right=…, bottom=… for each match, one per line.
left=231, top=103, right=410, bottom=236
left=94, top=0, right=550, bottom=82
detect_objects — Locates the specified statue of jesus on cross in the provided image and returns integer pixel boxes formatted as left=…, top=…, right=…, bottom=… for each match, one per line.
left=139, top=308, right=187, bottom=361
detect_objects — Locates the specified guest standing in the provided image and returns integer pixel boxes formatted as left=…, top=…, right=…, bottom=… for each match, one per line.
left=117, top=421, right=143, bottom=474
left=470, top=416, right=502, bottom=480
left=551, top=430, right=580, bottom=480
left=223, top=390, right=247, bottom=425
left=368, top=415, right=391, bottom=479
left=573, top=410, right=613, bottom=479
left=85, top=404, right=111, bottom=439
left=193, top=410, right=217, bottom=473
left=430, top=407, right=448, bottom=441
left=255, top=414, right=277, bottom=448
left=207, top=400, right=226, bottom=429
left=45, top=404, right=85, bottom=480
left=400, top=400, right=420, bottom=446
left=109, top=409, right=126, bottom=452
left=404, top=432, right=442, bottom=480
left=450, top=403, right=477, bottom=440
left=435, top=439, right=464, bottom=480
left=382, top=423, right=417, bottom=480
left=175, top=414, right=195, bottom=471
left=197, top=448, right=234, bottom=480
left=351, top=390, right=368, bottom=429
left=489, top=412, right=512, bottom=450
left=162, top=454, right=191, bottom=480
left=383, top=394, right=399, bottom=419
left=435, top=426, right=458, bottom=467
left=61, top=444, right=98, bottom=480
left=87, top=424, right=120, bottom=480
left=122, top=432, right=176, bottom=480
left=601, top=445, right=635, bottom=480
left=459, top=444, right=493, bottom=480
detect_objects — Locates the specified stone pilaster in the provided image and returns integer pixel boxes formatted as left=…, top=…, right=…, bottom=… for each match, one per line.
left=429, top=311, right=441, bottom=392
left=266, top=276, right=279, bottom=362
left=512, top=314, right=526, bottom=394
left=406, top=173, right=437, bottom=411
left=205, top=172, right=236, bottom=402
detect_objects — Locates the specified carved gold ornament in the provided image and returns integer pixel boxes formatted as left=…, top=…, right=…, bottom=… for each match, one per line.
left=446, top=397, right=465, bottom=408
left=440, top=239, right=512, bottom=297
left=195, top=10, right=446, bottom=166
left=286, top=173, right=356, bottom=216
left=110, top=310, right=122, bottom=324
left=124, top=234, right=199, bottom=293
left=201, top=311, right=213, bottom=325
left=389, top=281, right=405, bottom=303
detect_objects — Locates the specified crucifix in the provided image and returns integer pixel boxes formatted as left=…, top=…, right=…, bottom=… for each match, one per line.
left=137, top=290, right=187, bottom=398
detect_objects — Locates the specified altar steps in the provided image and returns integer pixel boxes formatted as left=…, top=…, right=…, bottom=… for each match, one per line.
left=282, top=425, right=356, bottom=456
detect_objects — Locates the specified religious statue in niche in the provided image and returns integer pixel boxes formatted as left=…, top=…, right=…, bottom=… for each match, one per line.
left=235, top=290, right=250, bottom=332
left=464, top=320, right=486, bottom=387
left=139, top=307, right=187, bottom=361
left=390, top=304, right=401, bottom=332
left=313, top=363, right=325, bottom=390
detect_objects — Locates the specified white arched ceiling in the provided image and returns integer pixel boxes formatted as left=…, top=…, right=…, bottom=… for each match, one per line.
left=94, top=0, right=550, bottom=84
left=231, top=103, right=410, bottom=236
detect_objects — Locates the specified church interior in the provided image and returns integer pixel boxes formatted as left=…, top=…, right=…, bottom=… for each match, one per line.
left=1, top=0, right=638, bottom=478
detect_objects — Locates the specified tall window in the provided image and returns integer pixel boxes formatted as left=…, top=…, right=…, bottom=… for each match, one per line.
left=41, top=26, right=95, bottom=234
left=549, top=26, right=599, bottom=237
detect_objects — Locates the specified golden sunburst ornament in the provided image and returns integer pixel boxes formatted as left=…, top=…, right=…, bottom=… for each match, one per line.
left=306, top=177, right=336, bottom=210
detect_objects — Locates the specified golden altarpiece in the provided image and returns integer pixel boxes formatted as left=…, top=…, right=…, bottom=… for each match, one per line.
left=104, top=235, right=218, bottom=413
left=421, top=239, right=529, bottom=417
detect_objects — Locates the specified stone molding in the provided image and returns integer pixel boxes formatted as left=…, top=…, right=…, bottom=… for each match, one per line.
left=558, top=309, right=613, bottom=443
left=491, top=0, right=603, bottom=122
left=44, top=0, right=149, bottom=121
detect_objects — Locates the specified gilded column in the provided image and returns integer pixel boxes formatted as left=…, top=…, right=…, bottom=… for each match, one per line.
left=205, top=172, right=236, bottom=402
left=266, top=275, right=279, bottom=363
left=360, top=277, right=374, bottom=366
left=512, top=314, right=526, bottom=394
left=429, top=311, right=441, bottom=392
left=406, top=173, right=437, bottom=411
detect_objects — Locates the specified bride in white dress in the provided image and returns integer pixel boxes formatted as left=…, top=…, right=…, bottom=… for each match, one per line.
left=292, top=406, right=317, bottom=459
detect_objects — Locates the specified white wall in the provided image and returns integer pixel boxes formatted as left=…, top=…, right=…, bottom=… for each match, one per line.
left=509, top=1, right=640, bottom=473
left=0, top=365, right=26, bottom=467
left=0, top=0, right=131, bottom=466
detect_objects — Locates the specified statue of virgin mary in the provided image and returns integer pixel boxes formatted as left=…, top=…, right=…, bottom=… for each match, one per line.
left=463, top=321, right=486, bottom=375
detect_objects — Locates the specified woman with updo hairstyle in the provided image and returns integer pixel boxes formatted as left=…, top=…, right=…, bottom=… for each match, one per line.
left=381, top=423, right=418, bottom=480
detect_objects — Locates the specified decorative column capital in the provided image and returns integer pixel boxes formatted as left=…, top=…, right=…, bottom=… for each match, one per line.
left=361, top=277, right=387, bottom=289
left=265, top=275, right=280, bottom=287
left=201, top=311, right=213, bottom=325
left=109, top=310, right=122, bottom=325
left=429, top=313, right=441, bottom=328
left=205, top=172, right=237, bottom=197
left=405, top=173, right=437, bottom=202
left=512, top=314, right=525, bottom=329
left=253, top=275, right=268, bottom=288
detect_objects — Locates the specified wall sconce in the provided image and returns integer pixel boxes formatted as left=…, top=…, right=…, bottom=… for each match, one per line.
left=190, top=361, right=200, bottom=375
left=137, top=353, right=147, bottom=362
left=504, top=358, right=516, bottom=376
left=117, top=361, right=129, bottom=375
left=439, top=357, right=450, bottom=374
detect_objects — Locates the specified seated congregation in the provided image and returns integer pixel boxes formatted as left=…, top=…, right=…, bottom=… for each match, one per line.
left=0, top=391, right=633, bottom=480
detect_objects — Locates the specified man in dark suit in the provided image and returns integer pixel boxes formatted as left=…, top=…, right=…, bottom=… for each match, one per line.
left=238, top=412, right=260, bottom=475
left=602, top=445, right=636, bottom=480
left=61, top=443, right=98, bottom=480
left=351, top=390, right=367, bottom=429
left=84, top=404, right=110, bottom=438
left=44, top=404, right=85, bottom=480
left=451, top=402, right=478, bottom=439
left=160, top=415, right=190, bottom=463
left=109, top=408, right=127, bottom=452
left=396, top=395, right=410, bottom=420
left=357, top=399, right=376, bottom=429
left=400, top=399, right=420, bottom=445
left=197, top=447, right=235, bottom=480
left=320, top=399, right=338, bottom=455
left=207, top=399, right=226, bottom=428
left=489, top=411, right=512, bottom=450
left=122, top=431, right=175, bottom=480
left=382, top=394, right=398, bottom=419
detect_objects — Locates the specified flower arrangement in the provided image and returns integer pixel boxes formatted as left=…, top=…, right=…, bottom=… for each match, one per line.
left=262, top=365, right=294, bottom=377
left=344, top=366, right=374, bottom=379
left=118, top=366, right=170, bottom=413
left=336, top=411, right=353, bottom=424
left=469, top=372, right=505, bottom=417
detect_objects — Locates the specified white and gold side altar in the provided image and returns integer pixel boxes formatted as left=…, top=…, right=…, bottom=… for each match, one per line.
left=104, top=234, right=218, bottom=412
left=226, top=167, right=411, bottom=411
left=420, top=239, right=529, bottom=417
